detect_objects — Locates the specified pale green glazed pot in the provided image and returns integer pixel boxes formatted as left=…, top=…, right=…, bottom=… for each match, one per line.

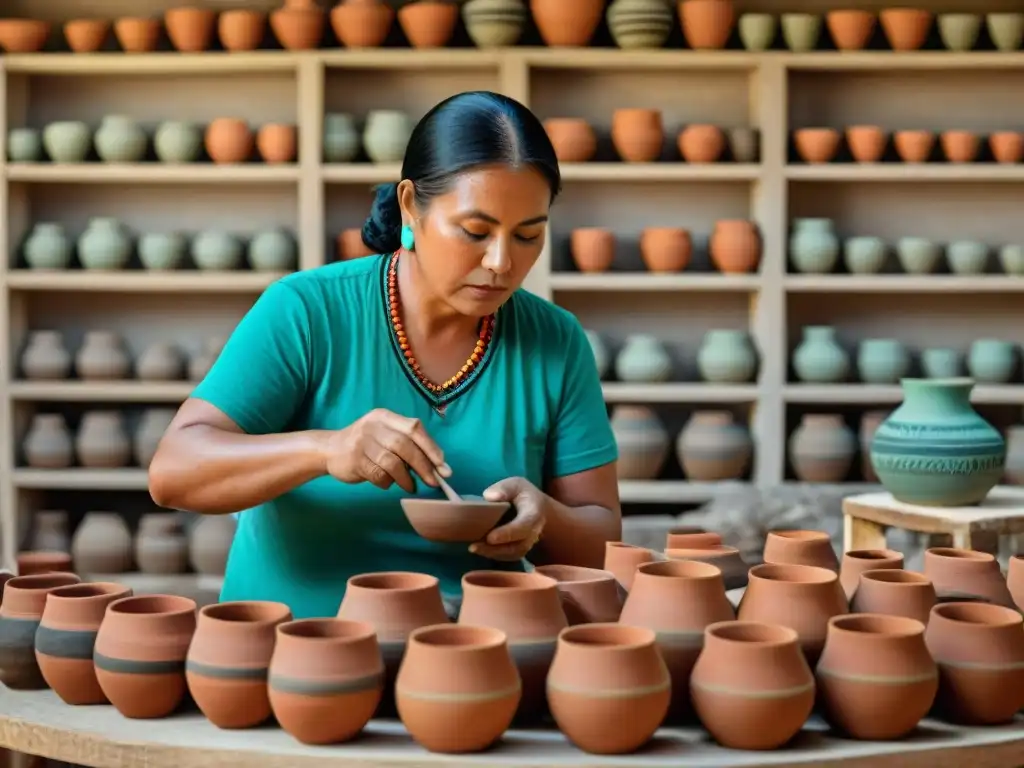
left=870, top=378, right=1005, bottom=507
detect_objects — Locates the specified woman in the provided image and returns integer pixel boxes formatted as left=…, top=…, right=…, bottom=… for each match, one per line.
left=149, top=91, right=621, bottom=619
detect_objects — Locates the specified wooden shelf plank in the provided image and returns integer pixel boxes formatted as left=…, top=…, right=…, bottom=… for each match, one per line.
left=550, top=273, right=762, bottom=292
left=784, top=384, right=1024, bottom=405
left=786, top=165, right=1024, bottom=182
left=784, top=275, right=1024, bottom=293
left=8, top=382, right=193, bottom=402
left=6, top=271, right=287, bottom=293
left=520, top=48, right=761, bottom=70
left=3, top=51, right=298, bottom=74
left=322, top=164, right=401, bottom=184
left=602, top=383, right=759, bottom=403
left=561, top=163, right=760, bottom=181
left=7, top=164, right=300, bottom=184
left=618, top=480, right=745, bottom=504
left=784, top=51, right=1024, bottom=70
left=12, top=468, right=149, bottom=490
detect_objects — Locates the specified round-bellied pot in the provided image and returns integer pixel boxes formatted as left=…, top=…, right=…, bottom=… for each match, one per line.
left=396, top=624, right=520, bottom=753
left=268, top=618, right=384, bottom=744
left=922, top=547, right=1014, bottom=607
left=0, top=573, right=82, bottom=690
left=690, top=621, right=814, bottom=750
left=462, top=0, right=527, bottom=48
left=533, top=565, right=624, bottom=624
left=792, top=326, right=849, bottom=383
left=93, top=594, right=197, bottom=718
left=16, top=551, right=72, bottom=576
left=676, top=410, right=753, bottom=482
left=610, top=405, right=669, bottom=480
left=186, top=601, right=292, bottom=729
left=35, top=582, right=131, bottom=704
left=869, top=378, right=1005, bottom=507
left=547, top=624, right=670, bottom=754
left=763, top=529, right=839, bottom=572
left=788, top=414, right=856, bottom=483
left=851, top=569, right=935, bottom=625
left=696, top=330, right=757, bottom=383
left=815, top=614, right=937, bottom=740
left=839, top=549, right=904, bottom=600
left=329, top=0, right=393, bottom=48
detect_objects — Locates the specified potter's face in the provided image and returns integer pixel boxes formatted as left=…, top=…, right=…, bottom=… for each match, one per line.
left=403, top=165, right=551, bottom=316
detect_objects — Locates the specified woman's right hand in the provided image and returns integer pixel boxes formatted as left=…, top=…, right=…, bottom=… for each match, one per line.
left=325, top=409, right=451, bottom=493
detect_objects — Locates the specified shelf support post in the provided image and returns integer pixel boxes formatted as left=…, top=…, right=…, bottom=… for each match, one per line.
left=297, top=57, right=325, bottom=271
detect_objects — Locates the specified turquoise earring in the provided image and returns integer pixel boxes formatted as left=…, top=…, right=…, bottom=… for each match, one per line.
left=401, top=224, right=416, bottom=251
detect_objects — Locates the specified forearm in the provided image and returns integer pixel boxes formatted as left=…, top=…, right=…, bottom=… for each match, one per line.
left=531, top=499, right=622, bottom=569
left=148, top=425, right=329, bottom=515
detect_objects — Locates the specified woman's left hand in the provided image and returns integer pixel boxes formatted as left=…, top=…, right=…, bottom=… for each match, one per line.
left=470, top=476, right=548, bottom=562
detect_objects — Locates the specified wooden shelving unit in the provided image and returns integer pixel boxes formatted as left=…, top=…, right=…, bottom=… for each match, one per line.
left=3, top=31, right=1024, bottom=571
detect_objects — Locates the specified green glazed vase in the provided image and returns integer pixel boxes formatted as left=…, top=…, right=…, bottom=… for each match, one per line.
left=870, top=378, right=1005, bottom=507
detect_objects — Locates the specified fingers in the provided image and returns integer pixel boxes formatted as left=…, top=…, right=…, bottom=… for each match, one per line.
left=469, top=541, right=531, bottom=561
left=483, top=476, right=528, bottom=502
left=486, top=507, right=541, bottom=546
left=377, top=429, right=439, bottom=488
left=378, top=410, right=450, bottom=476
left=362, top=438, right=417, bottom=493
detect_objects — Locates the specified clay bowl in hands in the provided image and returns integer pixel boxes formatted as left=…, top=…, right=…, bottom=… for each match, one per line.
left=401, top=496, right=510, bottom=543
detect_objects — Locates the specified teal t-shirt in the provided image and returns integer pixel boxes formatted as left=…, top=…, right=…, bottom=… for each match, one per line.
left=190, top=255, right=618, bottom=619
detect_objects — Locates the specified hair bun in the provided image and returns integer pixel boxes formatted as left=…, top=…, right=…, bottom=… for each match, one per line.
left=361, top=182, right=403, bottom=254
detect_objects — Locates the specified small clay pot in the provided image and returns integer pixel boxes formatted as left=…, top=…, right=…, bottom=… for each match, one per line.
left=879, top=7, right=932, bottom=51
left=570, top=228, right=615, bottom=272
left=639, top=227, right=691, bottom=272
left=940, top=130, right=978, bottom=163
left=270, top=3, right=325, bottom=50
left=923, top=547, right=1014, bottom=607
left=218, top=10, right=266, bottom=51
left=16, top=551, right=72, bottom=576
left=0, top=19, right=50, bottom=52
left=64, top=19, right=110, bottom=53
left=845, top=125, right=887, bottom=163
left=256, top=124, right=297, bottom=164
left=530, top=0, right=603, bottom=46
left=400, top=498, right=509, bottom=542
left=610, top=108, right=663, bottom=163
left=543, top=118, right=597, bottom=163
left=205, top=118, right=254, bottom=164
left=330, top=0, right=394, bottom=48
left=603, top=542, right=656, bottom=591
left=678, top=124, right=724, bottom=163
left=666, top=531, right=721, bottom=549
left=709, top=219, right=760, bottom=273
left=679, top=0, right=735, bottom=50
left=0, top=573, right=82, bottom=690
left=794, top=128, right=840, bottom=164
left=839, top=549, right=904, bottom=600
left=397, top=1, right=459, bottom=48
left=763, top=530, right=839, bottom=572
left=113, top=17, right=161, bottom=52
left=851, top=569, right=936, bottom=626
left=337, top=229, right=374, bottom=260
left=989, top=131, right=1024, bottom=164
left=665, top=545, right=749, bottom=591
left=533, top=565, right=624, bottom=624
left=826, top=9, right=875, bottom=50
left=164, top=7, right=216, bottom=52
left=893, top=129, right=934, bottom=163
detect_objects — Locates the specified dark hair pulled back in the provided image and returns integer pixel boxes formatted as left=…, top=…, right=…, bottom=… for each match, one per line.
left=361, top=90, right=561, bottom=254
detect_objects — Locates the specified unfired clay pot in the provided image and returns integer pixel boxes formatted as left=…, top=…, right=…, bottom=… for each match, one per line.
left=75, top=331, right=130, bottom=380
left=788, top=414, right=855, bottom=483
left=20, top=331, right=72, bottom=380
left=22, top=414, right=73, bottom=469
left=850, top=569, right=936, bottom=626
left=135, top=514, right=188, bottom=575
left=610, top=405, right=669, bottom=480
left=71, top=512, right=134, bottom=573
left=136, top=343, right=184, bottom=381
left=75, top=411, right=131, bottom=468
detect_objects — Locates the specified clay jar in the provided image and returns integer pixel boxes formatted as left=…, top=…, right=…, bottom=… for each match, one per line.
left=815, top=614, right=937, bottom=740
left=794, top=128, right=840, bottom=164
left=397, top=2, right=459, bottom=48
left=709, top=219, right=760, bottom=273
left=839, top=549, right=903, bottom=599
left=922, top=547, right=1014, bottom=607
left=75, top=411, right=131, bottom=468
left=64, top=19, right=111, bottom=52
left=940, top=130, right=979, bottom=163
left=547, top=624, right=670, bottom=754
left=990, top=131, right=1024, bottom=164
left=851, top=569, right=936, bottom=625
left=268, top=619, right=383, bottom=744
left=94, top=594, right=197, bottom=718
left=22, top=414, right=73, bottom=469
left=72, top=512, right=133, bottom=573
left=570, top=228, right=614, bottom=272
left=136, top=343, right=184, bottom=381
left=880, top=7, right=932, bottom=50
left=530, top=0, right=603, bottom=46
left=763, top=529, right=840, bottom=572
left=186, top=601, right=292, bottom=729
left=396, top=624, right=521, bottom=754
left=676, top=410, right=752, bottom=482
left=690, top=621, right=814, bottom=750
left=696, top=331, right=757, bottom=384
left=826, top=9, right=875, bottom=50
left=0, top=573, right=82, bottom=690
left=788, top=414, right=856, bottom=483
left=533, top=565, right=623, bottom=624
left=205, top=118, right=254, bottom=164
left=20, top=331, right=72, bottom=380
left=457, top=571, right=568, bottom=723
left=336, top=571, right=449, bottom=715
left=165, top=7, right=216, bottom=52
left=256, top=124, right=297, bottom=163
left=925, top=602, right=1024, bottom=724
left=330, top=0, right=394, bottom=48
left=35, top=582, right=132, bottom=705
left=679, top=0, right=735, bottom=49
left=218, top=10, right=267, bottom=51
left=678, top=124, right=724, bottom=163
left=270, top=0, right=325, bottom=50
left=619, top=560, right=734, bottom=721
left=610, top=108, right=663, bottom=163
left=113, top=17, right=160, bottom=51
left=610, top=405, right=669, bottom=480
left=135, top=514, right=188, bottom=575
left=75, top=331, right=130, bottom=380
left=737, top=563, right=848, bottom=664
left=543, top=118, right=597, bottom=163
left=603, top=541, right=656, bottom=591
left=845, top=125, right=887, bottom=163
left=639, top=228, right=691, bottom=272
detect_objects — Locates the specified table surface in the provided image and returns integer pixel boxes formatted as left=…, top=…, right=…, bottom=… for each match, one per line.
left=0, top=690, right=1022, bottom=768
left=843, top=488, right=1024, bottom=531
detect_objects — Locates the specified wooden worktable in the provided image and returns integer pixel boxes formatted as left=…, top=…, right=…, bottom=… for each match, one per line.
left=0, top=690, right=1021, bottom=768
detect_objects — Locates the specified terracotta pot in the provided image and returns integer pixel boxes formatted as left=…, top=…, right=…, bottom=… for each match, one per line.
left=336, top=571, right=449, bottom=715
left=925, top=602, right=1024, bottom=724
left=816, top=614, right=937, bottom=740
left=1009, top=554, right=1024, bottom=612
left=923, top=547, right=1014, bottom=607
left=543, top=118, right=597, bottom=163
left=533, top=565, right=623, bottom=624
left=794, top=128, right=840, bottom=164
left=679, top=0, right=734, bottom=49
left=737, top=563, right=847, bottom=664
left=826, top=9, right=875, bottom=50
left=205, top=118, right=254, bottom=164
left=893, top=129, right=934, bottom=163
left=94, top=594, right=196, bottom=718
left=570, top=228, right=614, bottom=272
left=989, top=131, right=1023, bottom=164
left=547, top=624, right=670, bottom=754
left=256, top=123, right=297, bottom=164
left=16, top=551, right=72, bottom=576
left=610, top=108, right=663, bottom=163
left=788, top=413, right=856, bottom=483
left=620, top=560, right=734, bottom=721
left=845, top=125, right=887, bottom=163
left=64, top=19, right=110, bottom=53
left=666, top=532, right=721, bottom=550
left=337, top=228, right=374, bottom=260
left=709, top=219, right=760, bottom=273
left=940, top=130, right=979, bottom=163
left=665, top=545, right=748, bottom=591
left=113, top=17, right=161, bottom=52
left=763, top=529, right=839, bottom=572
left=851, top=569, right=936, bottom=625
left=35, top=582, right=131, bottom=705
left=398, top=2, right=458, bottom=48
left=880, top=7, right=932, bottom=50
left=0, top=19, right=50, bottom=52
left=639, top=227, right=691, bottom=272
left=186, top=601, right=292, bottom=729
left=677, top=124, right=724, bottom=163
left=165, top=7, right=215, bottom=52
left=457, top=571, right=567, bottom=722
left=396, top=624, right=520, bottom=753
left=690, top=621, right=814, bottom=750
left=330, top=0, right=394, bottom=48
left=218, top=10, right=266, bottom=51
left=603, top=542, right=656, bottom=591
left=0, top=573, right=82, bottom=690
left=839, top=549, right=904, bottom=600
left=270, top=1, right=324, bottom=49
left=530, top=0, right=603, bottom=46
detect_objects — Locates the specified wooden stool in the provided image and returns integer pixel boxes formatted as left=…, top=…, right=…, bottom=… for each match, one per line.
left=842, top=487, right=1024, bottom=553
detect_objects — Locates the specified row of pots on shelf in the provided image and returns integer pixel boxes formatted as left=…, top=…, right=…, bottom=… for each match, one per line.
left=20, top=509, right=234, bottom=577
left=10, top=117, right=296, bottom=165
left=794, top=127, right=1024, bottom=165
left=570, top=222, right=761, bottom=275
left=789, top=221, right=1024, bottom=276
left=546, top=118, right=759, bottom=164
left=792, top=327, right=1024, bottom=386
left=22, top=409, right=176, bottom=471
left=20, top=220, right=297, bottom=272
left=588, top=331, right=758, bottom=385
left=19, top=330, right=224, bottom=383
